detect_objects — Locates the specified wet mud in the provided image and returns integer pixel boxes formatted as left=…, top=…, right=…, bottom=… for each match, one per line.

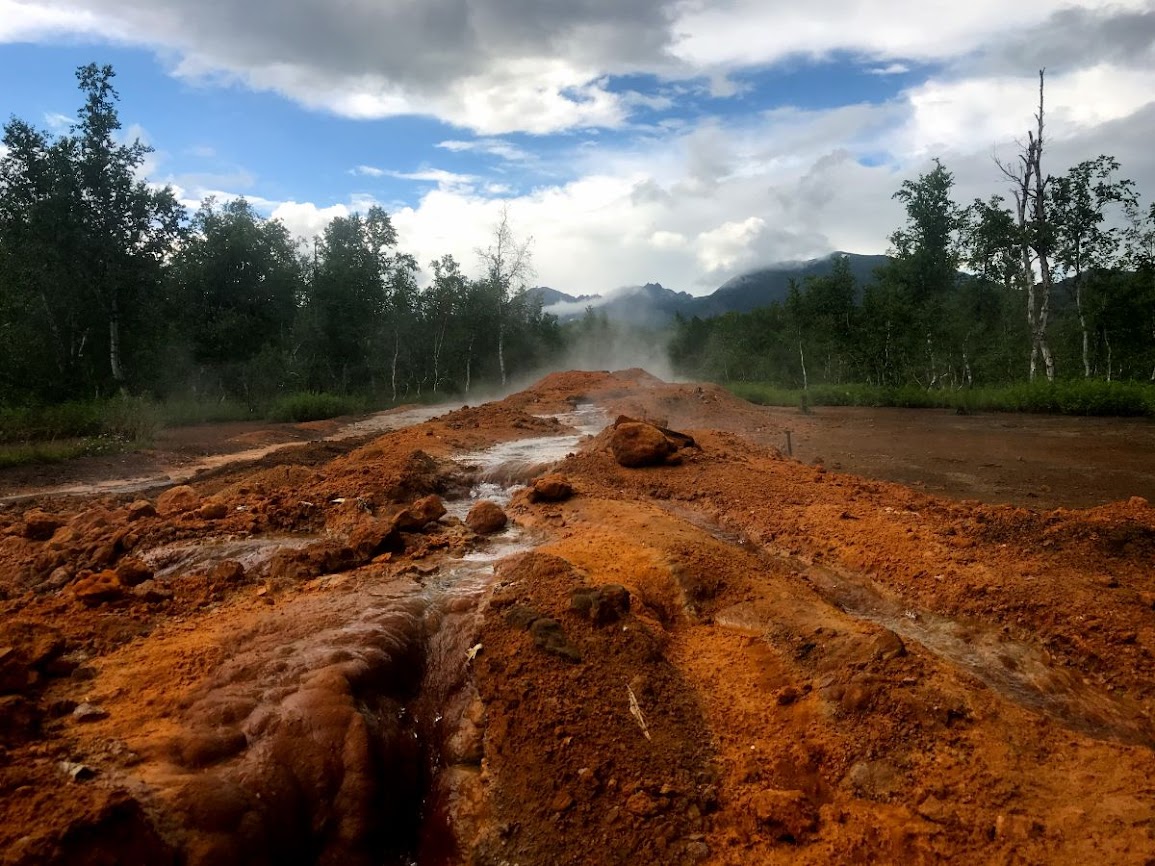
left=1, top=369, right=1154, bottom=865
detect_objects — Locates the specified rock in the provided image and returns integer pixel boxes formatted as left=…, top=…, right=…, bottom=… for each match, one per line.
left=125, top=500, right=157, bottom=521
left=72, top=570, right=124, bottom=606
left=466, top=500, right=508, bottom=534
left=156, top=485, right=200, bottom=515
left=626, top=791, right=660, bottom=817
left=397, top=494, right=447, bottom=530
left=530, top=474, right=573, bottom=502
left=72, top=702, right=109, bottom=722
left=870, top=629, right=906, bottom=663
left=132, top=580, right=173, bottom=603
left=59, top=760, right=97, bottom=781
left=347, top=517, right=402, bottom=559
left=570, top=584, right=631, bottom=626
left=550, top=790, right=575, bottom=813
left=749, top=788, right=817, bottom=840
left=114, top=556, right=153, bottom=587
left=529, top=617, right=582, bottom=662
left=0, top=647, right=33, bottom=694
left=0, top=695, right=42, bottom=744
left=197, top=500, right=229, bottom=520
left=209, top=560, right=245, bottom=583
left=37, top=566, right=74, bottom=594
left=610, top=421, right=675, bottom=468
left=22, top=509, right=62, bottom=541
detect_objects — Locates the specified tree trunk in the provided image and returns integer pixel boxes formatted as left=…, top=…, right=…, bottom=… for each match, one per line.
left=1074, top=274, right=1091, bottom=377
left=391, top=330, right=399, bottom=402
left=465, top=334, right=474, bottom=394
left=109, top=290, right=124, bottom=387
left=798, top=338, right=808, bottom=390
left=498, top=323, right=507, bottom=388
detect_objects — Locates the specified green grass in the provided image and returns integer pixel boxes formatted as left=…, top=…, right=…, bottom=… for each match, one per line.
left=0, top=435, right=134, bottom=469
left=727, top=380, right=1155, bottom=418
left=267, top=391, right=367, bottom=423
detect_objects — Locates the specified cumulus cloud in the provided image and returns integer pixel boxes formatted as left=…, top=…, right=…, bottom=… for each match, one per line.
left=9, top=0, right=1149, bottom=134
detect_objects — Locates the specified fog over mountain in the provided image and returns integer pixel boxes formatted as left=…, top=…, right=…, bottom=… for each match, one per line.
left=533, top=252, right=889, bottom=325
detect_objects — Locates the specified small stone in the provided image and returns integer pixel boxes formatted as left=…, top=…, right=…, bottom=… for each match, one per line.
left=59, top=761, right=97, bottom=781
left=749, top=788, right=817, bottom=840
left=114, top=557, right=153, bottom=587
left=776, top=686, right=800, bottom=706
left=466, top=500, right=508, bottom=534
left=626, top=791, right=659, bottom=817
left=22, top=510, right=62, bottom=541
left=72, top=702, right=109, bottom=723
left=156, top=485, right=200, bottom=515
left=550, top=790, right=575, bottom=813
left=529, top=617, right=581, bottom=662
left=397, top=495, right=447, bottom=530
left=870, top=629, right=906, bottom=662
left=530, top=474, right=574, bottom=503
left=125, top=500, right=157, bottom=521
left=209, top=560, right=245, bottom=583
left=197, top=500, right=229, bottom=520
left=72, top=571, right=124, bottom=606
left=37, top=567, right=74, bottom=594
left=132, top=580, right=173, bottom=603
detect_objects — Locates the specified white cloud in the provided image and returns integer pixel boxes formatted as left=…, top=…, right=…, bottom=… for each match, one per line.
left=10, top=0, right=1149, bottom=134
left=351, top=165, right=387, bottom=178
left=695, top=217, right=768, bottom=272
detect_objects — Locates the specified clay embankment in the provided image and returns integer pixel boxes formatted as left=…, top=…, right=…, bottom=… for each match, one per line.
left=1, top=368, right=1153, bottom=865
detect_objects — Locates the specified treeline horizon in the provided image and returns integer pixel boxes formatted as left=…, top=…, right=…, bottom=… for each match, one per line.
left=671, top=74, right=1155, bottom=392
left=3, top=64, right=1155, bottom=431
left=0, top=64, right=563, bottom=412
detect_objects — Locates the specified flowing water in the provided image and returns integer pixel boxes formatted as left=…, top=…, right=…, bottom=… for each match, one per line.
left=125, top=403, right=610, bottom=865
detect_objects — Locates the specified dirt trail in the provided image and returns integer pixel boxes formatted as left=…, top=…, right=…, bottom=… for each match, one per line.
left=1, top=369, right=1153, bottom=865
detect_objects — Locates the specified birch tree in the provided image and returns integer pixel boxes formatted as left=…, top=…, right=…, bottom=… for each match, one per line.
left=476, top=205, right=534, bottom=387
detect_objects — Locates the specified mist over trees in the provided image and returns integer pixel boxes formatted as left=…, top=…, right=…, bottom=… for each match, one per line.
left=0, top=65, right=561, bottom=409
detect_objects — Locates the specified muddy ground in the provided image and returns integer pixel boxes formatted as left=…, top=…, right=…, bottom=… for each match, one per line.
left=1, top=369, right=1153, bottom=865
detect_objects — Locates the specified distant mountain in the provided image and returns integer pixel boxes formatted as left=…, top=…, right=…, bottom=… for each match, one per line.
left=700, top=251, right=890, bottom=315
left=533, top=252, right=891, bottom=326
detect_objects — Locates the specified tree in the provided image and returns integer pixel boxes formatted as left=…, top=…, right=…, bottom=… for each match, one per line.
left=0, top=64, right=184, bottom=399
left=1050, top=155, right=1137, bottom=377
left=883, top=159, right=967, bottom=386
left=170, top=197, right=303, bottom=399
left=476, top=205, right=534, bottom=387
left=998, top=69, right=1055, bottom=382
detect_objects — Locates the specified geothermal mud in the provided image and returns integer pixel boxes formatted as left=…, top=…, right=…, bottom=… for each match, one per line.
left=1, top=369, right=1153, bottom=865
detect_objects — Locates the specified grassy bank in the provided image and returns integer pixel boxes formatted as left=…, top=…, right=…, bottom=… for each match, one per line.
left=726, top=380, right=1155, bottom=418
left=0, top=389, right=446, bottom=468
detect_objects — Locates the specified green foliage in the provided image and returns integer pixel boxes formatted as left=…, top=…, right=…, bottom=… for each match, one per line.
left=728, top=380, right=1155, bottom=417
left=267, top=392, right=366, bottom=423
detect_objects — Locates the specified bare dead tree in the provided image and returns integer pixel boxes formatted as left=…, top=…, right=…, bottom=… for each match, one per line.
left=997, top=69, right=1055, bottom=382
left=476, top=204, right=534, bottom=387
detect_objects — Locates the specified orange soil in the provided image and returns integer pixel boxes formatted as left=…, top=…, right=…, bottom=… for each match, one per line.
left=1, top=368, right=1153, bottom=865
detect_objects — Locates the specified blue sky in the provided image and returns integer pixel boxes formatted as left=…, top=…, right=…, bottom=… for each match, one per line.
left=2, top=1, right=1153, bottom=295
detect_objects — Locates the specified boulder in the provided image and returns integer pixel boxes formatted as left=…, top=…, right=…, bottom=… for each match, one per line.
left=72, top=570, right=125, bottom=606
left=530, top=474, right=573, bottom=502
left=197, top=500, right=230, bottom=520
left=466, top=500, right=508, bottom=534
left=610, top=422, right=675, bottom=468
left=22, top=509, right=62, bottom=541
left=125, top=500, right=157, bottom=521
left=114, top=556, right=154, bottom=587
left=156, top=485, right=200, bottom=515
left=396, top=494, right=447, bottom=530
